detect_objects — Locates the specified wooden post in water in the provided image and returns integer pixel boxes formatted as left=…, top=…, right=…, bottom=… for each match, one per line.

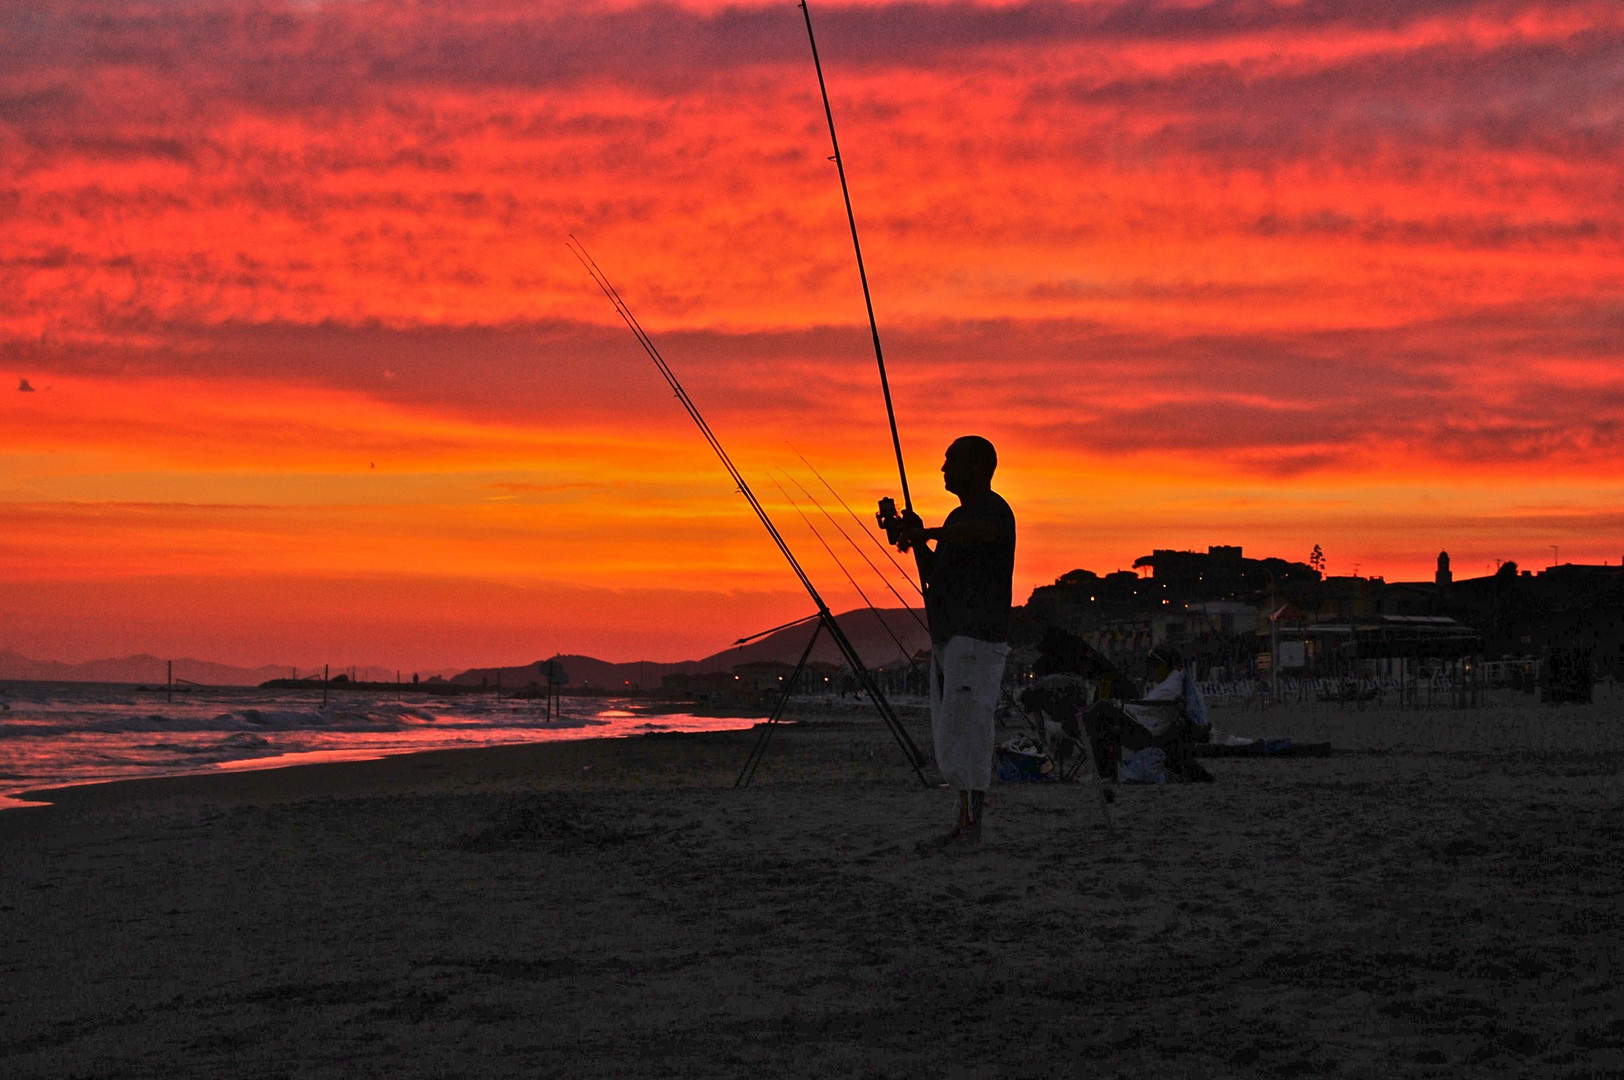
left=322, top=663, right=329, bottom=708
left=545, top=659, right=558, bottom=722
left=167, top=660, right=173, bottom=704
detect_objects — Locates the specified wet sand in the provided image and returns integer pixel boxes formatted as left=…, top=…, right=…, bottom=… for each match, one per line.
left=3, top=698, right=1622, bottom=1078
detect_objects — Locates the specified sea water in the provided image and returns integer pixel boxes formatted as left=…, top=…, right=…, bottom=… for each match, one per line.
left=0, top=682, right=761, bottom=808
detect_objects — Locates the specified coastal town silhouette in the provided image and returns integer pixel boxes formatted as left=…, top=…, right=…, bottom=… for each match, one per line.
left=372, top=543, right=1619, bottom=711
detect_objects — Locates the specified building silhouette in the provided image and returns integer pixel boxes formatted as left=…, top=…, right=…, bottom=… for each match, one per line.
left=1020, top=543, right=1624, bottom=682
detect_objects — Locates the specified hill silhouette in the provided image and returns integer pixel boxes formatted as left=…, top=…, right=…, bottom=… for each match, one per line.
left=0, top=650, right=440, bottom=687
left=449, top=607, right=930, bottom=690
left=1, top=608, right=930, bottom=691
left=0, top=650, right=317, bottom=686
left=701, top=606, right=927, bottom=670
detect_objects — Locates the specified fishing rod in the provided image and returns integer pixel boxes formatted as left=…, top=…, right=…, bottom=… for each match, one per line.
left=789, top=444, right=921, bottom=595
left=732, top=612, right=820, bottom=647
left=771, top=475, right=922, bottom=670
left=778, top=468, right=927, bottom=633
left=566, top=237, right=929, bottom=785
left=799, top=0, right=915, bottom=530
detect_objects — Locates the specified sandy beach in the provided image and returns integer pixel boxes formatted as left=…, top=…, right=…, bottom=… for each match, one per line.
left=4, top=698, right=1621, bottom=1078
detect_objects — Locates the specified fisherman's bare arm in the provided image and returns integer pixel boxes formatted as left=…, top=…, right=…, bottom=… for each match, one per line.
left=896, top=517, right=999, bottom=587
left=900, top=517, right=1001, bottom=549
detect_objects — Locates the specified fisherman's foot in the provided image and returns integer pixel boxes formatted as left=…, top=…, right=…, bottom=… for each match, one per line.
left=937, top=819, right=982, bottom=847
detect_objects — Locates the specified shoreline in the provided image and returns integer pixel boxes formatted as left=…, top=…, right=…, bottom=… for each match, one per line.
left=10, top=691, right=1619, bottom=812
left=0, top=682, right=943, bottom=813
left=0, top=687, right=791, bottom=812
left=8, top=720, right=795, bottom=812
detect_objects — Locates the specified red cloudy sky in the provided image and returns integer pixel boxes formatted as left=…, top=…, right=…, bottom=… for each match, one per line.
left=3, top=0, right=1622, bottom=668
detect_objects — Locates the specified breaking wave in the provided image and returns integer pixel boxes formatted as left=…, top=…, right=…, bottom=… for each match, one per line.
left=0, top=685, right=749, bottom=804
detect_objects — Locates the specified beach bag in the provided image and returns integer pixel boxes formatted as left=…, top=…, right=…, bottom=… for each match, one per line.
left=996, top=749, right=1050, bottom=783
left=996, top=735, right=1052, bottom=783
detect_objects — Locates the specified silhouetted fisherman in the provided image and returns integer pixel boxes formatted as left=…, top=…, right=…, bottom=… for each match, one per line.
left=897, top=436, right=1016, bottom=844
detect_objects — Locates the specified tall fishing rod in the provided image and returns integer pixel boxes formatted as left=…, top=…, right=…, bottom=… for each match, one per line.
left=566, top=237, right=928, bottom=784
left=799, top=0, right=913, bottom=518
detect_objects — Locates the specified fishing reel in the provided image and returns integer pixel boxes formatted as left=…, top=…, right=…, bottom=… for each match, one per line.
left=876, top=496, right=922, bottom=552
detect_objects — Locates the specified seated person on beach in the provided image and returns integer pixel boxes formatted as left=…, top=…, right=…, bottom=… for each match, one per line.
left=1140, top=648, right=1210, bottom=741
left=1020, top=674, right=1092, bottom=777
left=895, top=435, right=1015, bottom=845
left=1073, top=649, right=1213, bottom=784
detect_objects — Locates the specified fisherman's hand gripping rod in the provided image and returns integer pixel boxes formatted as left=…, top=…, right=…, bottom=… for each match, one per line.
left=799, top=1, right=925, bottom=560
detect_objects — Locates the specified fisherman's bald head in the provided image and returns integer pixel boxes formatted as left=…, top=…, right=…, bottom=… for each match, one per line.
left=943, top=435, right=997, bottom=495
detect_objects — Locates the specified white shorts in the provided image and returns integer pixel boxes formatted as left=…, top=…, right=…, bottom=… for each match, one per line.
left=929, top=635, right=1011, bottom=791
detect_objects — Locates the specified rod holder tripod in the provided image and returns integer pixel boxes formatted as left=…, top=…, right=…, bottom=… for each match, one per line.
left=568, top=238, right=930, bottom=788
left=737, top=618, right=824, bottom=788
left=737, top=611, right=928, bottom=788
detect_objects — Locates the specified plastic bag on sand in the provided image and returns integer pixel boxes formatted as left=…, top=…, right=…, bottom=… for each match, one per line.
left=1119, top=747, right=1168, bottom=784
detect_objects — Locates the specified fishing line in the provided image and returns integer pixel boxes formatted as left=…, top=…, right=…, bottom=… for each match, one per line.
left=787, top=444, right=922, bottom=596
left=566, top=236, right=930, bottom=783
left=771, top=476, right=921, bottom=671
left=778, top=468, right=928, bottom=634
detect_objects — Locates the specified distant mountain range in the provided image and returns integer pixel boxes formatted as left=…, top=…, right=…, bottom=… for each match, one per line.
left=0, top=607, right=930, bottom=690
left=0, top=651, right=412, bottom=687
left=449, top=607, right=931, bottom=690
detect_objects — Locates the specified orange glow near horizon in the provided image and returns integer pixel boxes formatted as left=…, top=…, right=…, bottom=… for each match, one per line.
left=4, top=0, right=1623, bottom=667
